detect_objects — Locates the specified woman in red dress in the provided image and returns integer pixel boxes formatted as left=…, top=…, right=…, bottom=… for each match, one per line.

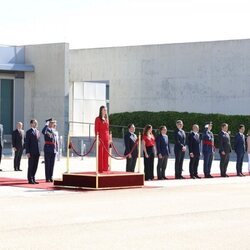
left=95, top=106, right=110, bottom=173
left=142, top=124, right=156, bottom=181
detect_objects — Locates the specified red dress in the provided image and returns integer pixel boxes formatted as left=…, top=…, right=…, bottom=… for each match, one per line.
left=95, top=117, right=109, bottom=172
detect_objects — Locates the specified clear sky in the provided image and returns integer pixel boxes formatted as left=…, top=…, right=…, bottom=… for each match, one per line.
left=1, top=0, right=250, bottom=49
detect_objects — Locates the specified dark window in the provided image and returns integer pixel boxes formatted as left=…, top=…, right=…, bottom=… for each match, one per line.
left=0, top=79, right=13, bottom=134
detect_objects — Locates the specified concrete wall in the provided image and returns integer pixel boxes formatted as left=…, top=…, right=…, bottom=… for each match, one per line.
left=24, top=43, right=69, bottom=138
left=69, top=39, right=250, bottom=115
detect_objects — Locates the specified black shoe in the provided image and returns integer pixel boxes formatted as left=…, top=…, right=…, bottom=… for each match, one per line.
left=18, top=169, right=22, bottom=171
left=180, top=176, right=186, bottom=179
left=225, top=174, right=229, bottom=177
left=237, top=173, right=242, bottom=177
left=50, top=179, right=53, bottom=182
left=163, top=177, right=168, bottom=180
left=0, top=169, right=2, bottom=171
left=240, top=173, right=245, bottom=176
left=175, top=177, right=181, bottom=179
left=33, top=181, right=39, bottom=184
left=205, top=175, right=213, bottom=178
left=28, top=181, right=35, bottom=184
left=195, top=175, right=201, bottom=179
left=190, top=176, right=196, bottom=179
left=14, top=169, right=18, bottom=171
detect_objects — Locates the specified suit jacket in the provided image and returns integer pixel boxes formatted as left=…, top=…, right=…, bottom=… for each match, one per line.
left=156, top=134, right=171, bottom=157
left=234, top=132, right=246, bottom=154
left=218, top=131, right=232, bottom=154
left=25, top=128, right=40, bottom=156
left=174, top=128, right=186, bottom=151
left=188, top=131, right=201, bottom=156
left=124, top=132, right=138, bottom=158
left=202, top=129, right=214, bottom=153
left=0, top=124, right=3, bottom=148
left=12, top=129, right=25, bottom=150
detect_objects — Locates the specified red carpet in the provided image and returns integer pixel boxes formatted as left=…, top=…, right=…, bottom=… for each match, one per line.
left=0, top=172, right=249, bottom=191
left=0, top=177, right=55, bottom=190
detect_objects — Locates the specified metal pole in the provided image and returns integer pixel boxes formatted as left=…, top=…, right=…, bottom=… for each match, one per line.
left=80, top=139, right=84, bottom=160
left=96, top=133, right=99, bottom=188
left=108, top=132, right=112, bottom=171
left=66, top=132, right=70, bottom=173
left=137, top=132, right=141, bottom=173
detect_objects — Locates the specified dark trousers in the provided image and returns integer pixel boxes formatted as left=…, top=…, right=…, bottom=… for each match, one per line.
left=126, top=156, right=137, bottom=172
left=189, top=156, right=200, bottom=177
left=157, top=155, right=168, bottom=179
left=220, top=153, right=230, bottom=176
left=14, top=148, right=23, bottom=170
left=45, top=152, right=56, bottom=180
left=236, top=152, right=244, bottom=174
left=27, top=155, right=40, bottom=182
left=143, top=146, right=154, bottom=180
left=174, top=149, right=185, bottom=178
left=203, top=152, right=213, bottom=176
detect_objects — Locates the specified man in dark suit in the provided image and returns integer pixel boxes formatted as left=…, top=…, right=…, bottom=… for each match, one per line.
left=12, top=122, right=25, bottom=171
left=156, top=125, right=171, bottom=180
left=188, top=124, right=201, bottom=179
left=124, top=124, right=138, bottom=172
left=234, top=124, right=246, bottom=176
left=202, top=122, right=214, bottom=178
left=26, top=119, right=40, bottom=184
left=219, top=123, right=232, bottom=177
left=174, top=120, right=186, bottom=179
left=0, top=123, right=3, bottom=171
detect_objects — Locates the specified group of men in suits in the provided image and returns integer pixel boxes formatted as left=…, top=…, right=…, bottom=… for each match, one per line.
left=0, top=118, right=59, bottom=184
left=174, top=121, right=247, bottom=179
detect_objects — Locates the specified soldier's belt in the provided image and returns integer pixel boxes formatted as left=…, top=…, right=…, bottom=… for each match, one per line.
left=45, top=141, right=55, bottom=145
left=203, top=140, right=213, bottom=146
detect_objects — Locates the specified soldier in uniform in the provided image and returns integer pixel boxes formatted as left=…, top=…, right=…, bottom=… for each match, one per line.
left=202, top=122, right=214, bottom=178
left=42, top=119, right=58, bottom=182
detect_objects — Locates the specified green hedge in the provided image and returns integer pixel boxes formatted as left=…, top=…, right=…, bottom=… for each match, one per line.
left=109, top=111, right=250, bottom=146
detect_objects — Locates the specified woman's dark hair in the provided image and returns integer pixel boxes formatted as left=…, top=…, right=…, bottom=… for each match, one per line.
left=98, top=106, right=107, bottom=120
left=143, top=124, right=152, bottom=136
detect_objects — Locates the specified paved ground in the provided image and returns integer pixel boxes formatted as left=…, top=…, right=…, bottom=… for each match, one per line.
left=0, top=156, right=250, bottom=250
